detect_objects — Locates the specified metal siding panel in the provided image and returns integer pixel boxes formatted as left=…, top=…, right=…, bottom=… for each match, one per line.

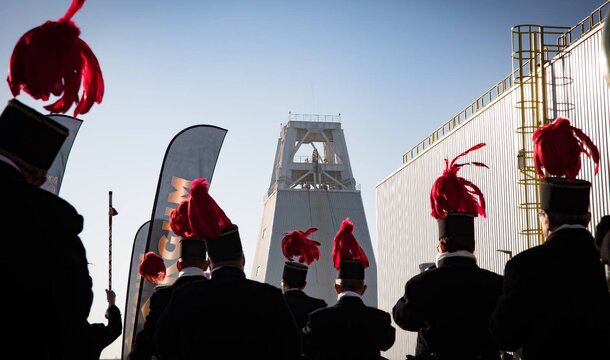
left=545, top=29, right=610, bottom=223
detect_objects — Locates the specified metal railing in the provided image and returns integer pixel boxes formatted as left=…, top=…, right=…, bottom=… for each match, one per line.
left=293, top=155, right=337, bottom=164
left=402, top=72, right=514, bottom=163
left=557, top=1, right=609, bottom=48
left=287, top=112, right=341, bottom=123
left=401, top=0, right=609, bottom=165
left=291, top=181, right=360, bottom=191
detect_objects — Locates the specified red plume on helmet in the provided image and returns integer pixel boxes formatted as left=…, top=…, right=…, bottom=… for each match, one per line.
left=7, top=0, right=104, bottom=117
left=532, top=117, right=600, bottom=181
left=188, top=178, right=234, bottom=240
left=169, top=199, right=193, bottom=238
left=281, top=228, right=321, bottom=265
left=430, top=143, right=488, bottom=219
left=331, top=218, right=369, bottom=270
left=138, top=252, right=166, bottom=284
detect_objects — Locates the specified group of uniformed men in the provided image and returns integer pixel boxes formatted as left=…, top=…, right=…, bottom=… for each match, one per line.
left=1, top=3, right=609, bottom=359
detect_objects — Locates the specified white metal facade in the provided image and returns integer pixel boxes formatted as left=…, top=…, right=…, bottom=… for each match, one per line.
left=376, top=26, right=609, bottom=359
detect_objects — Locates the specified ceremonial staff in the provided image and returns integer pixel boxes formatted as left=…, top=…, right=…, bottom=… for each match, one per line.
left=109, top=191, right=118, bottom=290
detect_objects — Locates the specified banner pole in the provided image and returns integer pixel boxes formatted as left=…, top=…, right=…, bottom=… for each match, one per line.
left=109, top=191, right=113, bottom=291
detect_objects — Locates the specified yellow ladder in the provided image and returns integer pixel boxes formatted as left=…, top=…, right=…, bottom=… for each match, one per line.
left=511, top=24, right=569, bottom=248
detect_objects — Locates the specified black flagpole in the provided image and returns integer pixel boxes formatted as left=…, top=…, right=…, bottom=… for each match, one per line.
left=109, top=191, right=113, bottom=291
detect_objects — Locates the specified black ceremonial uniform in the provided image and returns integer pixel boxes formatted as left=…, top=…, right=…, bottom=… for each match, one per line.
left=155, top=266, right=301, bottom=360
left=490, top=227, right=610, bottom=360
left=2, top=160, right=93, bottom=359
left=129, top=274, right=207, bottom=360
left=66, top=304, right=122, bottom=360
left=303, top=295, right=395, bottom=359
left=393, top=256, right=503, bottom=360
left=284, top=289, right=327, bottom=330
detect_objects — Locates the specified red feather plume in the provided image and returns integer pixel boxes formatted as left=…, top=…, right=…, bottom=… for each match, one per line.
left=281, top=228, right=321, bottom=265
left=138, top=252, right=166, bottom=284
left=169, top=200, right=193, bottom=238
left=532, top=117, right=600, bottom=181
left=7, top=0, right=104, bottom=117
left=331, top=218, right=369, bottom=269
left=430, top=143, right=488, bottom=219
left=188, top=178, right=234, bottom=240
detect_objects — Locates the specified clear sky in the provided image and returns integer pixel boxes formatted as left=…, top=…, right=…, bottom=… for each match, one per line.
left=0, top=1, right=605, bottom=358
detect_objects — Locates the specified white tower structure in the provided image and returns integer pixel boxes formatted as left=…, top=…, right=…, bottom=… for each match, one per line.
left=251, top=113, right=377, bottom=306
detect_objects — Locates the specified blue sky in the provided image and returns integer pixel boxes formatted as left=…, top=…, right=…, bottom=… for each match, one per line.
left=0, top=1, right=605, bottom=358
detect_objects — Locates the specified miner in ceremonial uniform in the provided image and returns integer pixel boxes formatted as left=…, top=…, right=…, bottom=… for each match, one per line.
left=490, top=118, right=610, bottom=359
left=280, top=227, right=328, bottom=357
left=130, top=191, right=210, bottom=360
left=392, top=143, right=503, bottom=360
left=302, top=218, right=395, bottom=359
left=1, top=99, right=94, bottom=359
left=3, top=0, right=104, bottom=357
left=154, top=178, right=301, bottom=359
left=66, top=289, right=122, bottom=360
left=281, top=227, right=328, bottom=329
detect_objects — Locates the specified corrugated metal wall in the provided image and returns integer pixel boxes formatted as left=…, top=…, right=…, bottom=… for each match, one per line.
left=376, top=26, right=609, bottom=359
left=547, top=29, right=610, bottom=220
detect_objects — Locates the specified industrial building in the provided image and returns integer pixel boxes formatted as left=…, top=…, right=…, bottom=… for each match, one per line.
left=376, top=3, right=609, bottom=358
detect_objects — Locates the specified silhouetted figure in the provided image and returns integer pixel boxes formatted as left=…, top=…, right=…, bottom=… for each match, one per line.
left=129, top=237, right=209, bottom=360
left=154, top=178, right=301, bottom=359
left=303, top=218, right=395, bottom=359
left=280, top=227, right=327, bottom=358
left=490, top=118, right=610, bottom=359
left=282, top=263, right=327, bottom=330
left=393, top=143, right=502, bottom=360
left=66, top=289, right=122, bottom=360
left=1, top=99, right=93, bottom=359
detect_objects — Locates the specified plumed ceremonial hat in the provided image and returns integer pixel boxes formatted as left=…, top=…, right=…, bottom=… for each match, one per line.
left=206, top=226, right=242, bottom=261
left=184, top=178, right=242, bottom=261
left=281, top=227, right=321, bottom=286
left=437, top=213, right=476, bottom=239
left=169, top=178, right=241, bottom=261
left=283, top=262, right=309, bottom=287
left=539, top=178, right=591, bottom=215
left=430, top=143, right=488, bottom=239
left=180, top=238, right=206, bottom=259
left=170, top=199, right=194, bottom=239
left=138, top=252, right=166, bottom=284
left=332, top=218, right=369, bottom=280
left=169, top=191, right=207, bottom=260
left=533, top=117, right=599, bottom=215
left=7, top=0, right=104, bottom=117
left=0, top=99, right=68, bottom=170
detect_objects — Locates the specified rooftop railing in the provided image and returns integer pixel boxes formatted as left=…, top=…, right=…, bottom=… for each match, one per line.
left=402, top=72, right=515, bottom=164
left=401, top=0, right=609, bottom=165
left=287, top=112, right=341, bottom=123
left=557, top=1, right=608, bottom=47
